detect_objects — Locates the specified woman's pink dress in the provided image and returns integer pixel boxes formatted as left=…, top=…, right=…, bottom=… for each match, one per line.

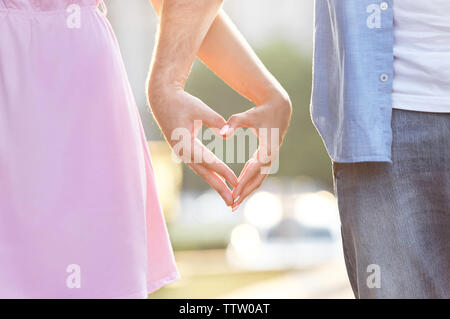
left=0, top=0, right=179, bottom=298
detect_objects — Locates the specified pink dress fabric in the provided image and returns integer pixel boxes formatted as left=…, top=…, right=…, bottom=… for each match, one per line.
left=0, top=0, right=179, bottom=298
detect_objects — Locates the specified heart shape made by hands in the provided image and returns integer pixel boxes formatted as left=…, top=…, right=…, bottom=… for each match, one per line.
left=163, top=91, right=288, bottom=211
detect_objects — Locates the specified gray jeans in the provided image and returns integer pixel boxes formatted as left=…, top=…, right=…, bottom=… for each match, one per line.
left=333, top=109, right=450, bottom=299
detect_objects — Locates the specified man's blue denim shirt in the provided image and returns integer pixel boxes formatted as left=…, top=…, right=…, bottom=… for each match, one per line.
left=311, top=0, right=394, bottom=163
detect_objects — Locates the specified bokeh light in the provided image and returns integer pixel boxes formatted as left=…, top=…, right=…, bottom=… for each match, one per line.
left=244, top=191, right=283, bottom=229
left=294, top=191, right=340, bottom=232
left=230, top=223, right=261, bottom=253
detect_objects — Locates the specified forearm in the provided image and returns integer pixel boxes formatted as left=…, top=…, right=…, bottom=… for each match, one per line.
left=149, top=0, right=290, bottom=106
left=198, top=11, right=289, bottom=105
left=148, top=0, right=223, bottom=100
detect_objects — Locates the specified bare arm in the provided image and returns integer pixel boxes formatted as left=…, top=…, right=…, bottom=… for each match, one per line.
left=148, top=0, right=292, bottom=210
left=148, top=0, right=238, bottom=206
left=149, top=1, right=290, bottom=106
left=148, top=0, right=223, bottom=93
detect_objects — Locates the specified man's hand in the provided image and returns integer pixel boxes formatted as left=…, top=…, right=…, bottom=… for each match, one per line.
left=148, top=0, right=237, bottom=206
left=149, top=88, right=237, bottom=206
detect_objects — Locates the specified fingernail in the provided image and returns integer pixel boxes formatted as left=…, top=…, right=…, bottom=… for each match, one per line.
left=232, top=204, right=240, bottom=212
left=219, top=124, right=230, bottom=136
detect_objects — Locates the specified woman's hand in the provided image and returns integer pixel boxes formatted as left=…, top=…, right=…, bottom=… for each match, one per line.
left=149, top=88, right=238, bottom=207
left=222, top=93, right=292, bottom=211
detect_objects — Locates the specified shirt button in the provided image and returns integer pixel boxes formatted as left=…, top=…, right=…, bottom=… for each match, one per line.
left=380, top=2, right=389, bottom=10
left=380, top=73, right=389, bottom=82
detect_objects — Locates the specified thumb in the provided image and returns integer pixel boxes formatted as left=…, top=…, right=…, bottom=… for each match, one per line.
left=202, top=108, right=227, bottom=136
left=221, top=109, right=255, bottom=137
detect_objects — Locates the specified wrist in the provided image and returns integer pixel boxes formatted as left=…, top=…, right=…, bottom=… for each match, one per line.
left=265, top=88, right=292, bottom=117
left=147, top=76, right=184, bottom=108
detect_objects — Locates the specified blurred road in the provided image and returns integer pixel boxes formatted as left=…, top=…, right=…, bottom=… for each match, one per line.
left=150, top=250, right=354, bottom=299
left=218, top=260, right=354, bottom=299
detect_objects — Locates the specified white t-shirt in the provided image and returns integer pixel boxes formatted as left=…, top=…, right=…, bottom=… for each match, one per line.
left=393, top=1, right=450, bottom=113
